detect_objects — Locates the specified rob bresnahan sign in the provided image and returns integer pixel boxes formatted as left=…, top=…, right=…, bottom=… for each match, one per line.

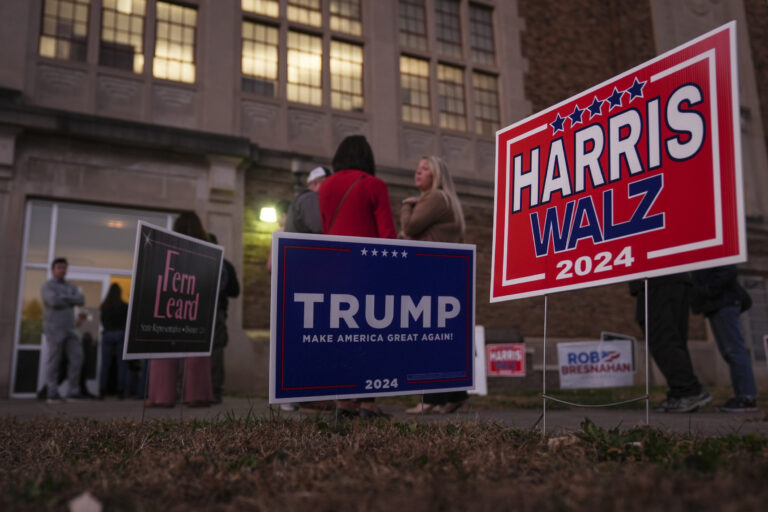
left=492, top=22, right=745, bottom=301
left=269, top=233, right=475, bottom=403
left=124, top=221, right=223, bottom=360
left=557, top=340, right=634, bottom=389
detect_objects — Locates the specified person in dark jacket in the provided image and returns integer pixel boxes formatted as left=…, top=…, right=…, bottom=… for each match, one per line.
left=99, top=283, right=129, bottom=398
left=691, top=265, right=758, bottom=412
left=284, top=166, right=329, bottom=234
left=629, top=273, right=712, bottom=412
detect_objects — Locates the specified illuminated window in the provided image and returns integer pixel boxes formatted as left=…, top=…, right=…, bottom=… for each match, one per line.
left=438, top=64, right=466, bottom=131
left=39, top=0, right=90, bottom=61
left=472, top=71, right=499, bottom=135
left=287, top=31, right=322, bottom=106
left=99, top=0, right=146, bottom=73
left=330, top=0, right=361, bottom=36
left=242, top=21, right=278, bottom=96
left=330, top=40, right=363, bottom=111
left=398, top=0, right=426, bottom=51
left=400, top=55, right=430, bottom=125
left=153, top=2, right=196, bottom=83
left=241, top=0, right=279, bottom=18
left=469, top=3, right=495, bottom=65
left=435, top=0, right=461, bottom=58
left=287, top=0, right=321, bottom=27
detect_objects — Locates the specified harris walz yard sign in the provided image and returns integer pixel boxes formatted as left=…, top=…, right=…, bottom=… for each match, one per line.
left=492, top=22, right=745, bottom=302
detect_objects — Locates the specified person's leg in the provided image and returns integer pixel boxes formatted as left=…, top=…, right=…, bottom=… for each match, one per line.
left=44, top=332, right=64, bottom=398
left=64, top=330, right=84, bottom=397
left=99, top=334, right=115, bottom=396
left=647, top=281, right=701, bottom=398
left=708, top=306, right=757, bottom=398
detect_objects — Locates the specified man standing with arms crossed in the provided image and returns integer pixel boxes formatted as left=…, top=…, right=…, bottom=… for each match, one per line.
left=41, top=257, right=86, bottom=403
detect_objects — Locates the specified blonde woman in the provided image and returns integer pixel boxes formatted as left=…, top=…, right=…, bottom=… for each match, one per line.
left=401, top=156, right=468, bottom=414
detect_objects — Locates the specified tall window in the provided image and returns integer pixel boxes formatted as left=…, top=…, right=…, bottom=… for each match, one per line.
left=39, top=0, right=90, bottom=61
left=287, top=0, right=321, bottom=27
left=435, top=0, right=461, bottom=58
left=472, top=71, right=499, bottom=135
left=242, top=0, right=279, bottom=18
left=330, top=40, right=363, bottom=111
left=153, top=2, right=196, bottom=83
left=400, top=55, right=430, bottom=125
left=100, top=0, right=146, bottom=73
left=469, top=3, right=495, bottom=64
left=398, top=0, right=427, bottom=51
left=242, top=21, right=278, bottom=96
left=438, top=64, right=466, bottom=130
left=330, top=0, right=361, bottom=36
left=287, top=31, right=322, bottom=105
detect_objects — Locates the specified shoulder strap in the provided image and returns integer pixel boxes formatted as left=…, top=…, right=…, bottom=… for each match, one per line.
left=329, top=176, right=365, bottom=231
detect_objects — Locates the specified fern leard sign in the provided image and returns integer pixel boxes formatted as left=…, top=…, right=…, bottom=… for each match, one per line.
left=491, top=22, right=745, bottom=302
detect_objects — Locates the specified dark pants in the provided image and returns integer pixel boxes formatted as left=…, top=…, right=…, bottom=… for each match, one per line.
left=637, top=278, right=702, bottom=398
left=211, top=310, right=228, bottom=399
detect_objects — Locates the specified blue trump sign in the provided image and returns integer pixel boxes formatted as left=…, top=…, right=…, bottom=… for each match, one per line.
left=269, top=233, right=475, bottom=403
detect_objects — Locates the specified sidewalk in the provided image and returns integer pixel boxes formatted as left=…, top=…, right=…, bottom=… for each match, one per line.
left=1, top=397, right=766, bottom=436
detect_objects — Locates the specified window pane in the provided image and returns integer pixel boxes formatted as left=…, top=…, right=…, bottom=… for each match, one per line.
left=330, top=0, right=361, bottom=36
left=435, top=0, right=461, bottom=58
left=19, top=268, right=47, bottom=346
left=100, top=0, right=146, bottom=73
left=242, top=0, right=279, bottom=18
left=153, top=1, right=196, bottom=83
left=26, top=202, right=53, bottom=264
left=287, top=31, right=323, bottom=106
left=469, top=3, right=495, bottom=65
left=472, top=71, right=499, bottom=135
left=242, top=21, right=279, bottom=96
left=398, top=0, right=426, bottom=51
left=330, top=40, right=363, bottom=111
left=54, top=203, right=169, bottom=269
left=400, top=55, right=430, bottom=125
left=38, top=0, right=90, bottom=62
left=438, top=63, right=466, bottom=131
left=287, top=0, right=321, bottom=27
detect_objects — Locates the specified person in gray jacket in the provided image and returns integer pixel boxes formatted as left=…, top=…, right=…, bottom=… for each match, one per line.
left=41, top=257, right=86, bottom=402
left=284, top=166, right=329, bottom=234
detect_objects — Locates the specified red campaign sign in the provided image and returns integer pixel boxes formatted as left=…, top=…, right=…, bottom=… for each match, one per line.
left=486, top=344, right=526, bottom=377
left=491, top=22, right=745, bottom=302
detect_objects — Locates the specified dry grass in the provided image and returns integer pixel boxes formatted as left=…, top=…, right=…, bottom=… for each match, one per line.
left=1, top=413, right=767, bottom=511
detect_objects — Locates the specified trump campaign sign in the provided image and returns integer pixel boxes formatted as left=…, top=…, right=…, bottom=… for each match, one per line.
left=269, top=233, right=475, bottom=403
left=491, top=22, right=745, bottom=302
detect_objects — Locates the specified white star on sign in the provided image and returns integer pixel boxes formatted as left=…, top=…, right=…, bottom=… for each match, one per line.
left=401, top=250, right=408, bottom=258
left=391, top=250, right=399, bottom=257
left=143, top=231, right=153, bottom=248
left=361, top=248, right=368, bottom=256
left=382, top=249, right=388, bottom=257
left=371, top=248, right=378, bottom=256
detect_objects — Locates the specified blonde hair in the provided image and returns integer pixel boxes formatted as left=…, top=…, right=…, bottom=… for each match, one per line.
left=420, top=156, right=465, bottom=236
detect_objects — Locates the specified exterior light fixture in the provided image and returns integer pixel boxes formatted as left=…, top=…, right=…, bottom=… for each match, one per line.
left=259, top=206, right=277, bottom=223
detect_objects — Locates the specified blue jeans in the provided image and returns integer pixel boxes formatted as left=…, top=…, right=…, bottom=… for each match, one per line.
left=708, top=305, right=757, bottom=398
left=100, top=330, right=128, bottom=396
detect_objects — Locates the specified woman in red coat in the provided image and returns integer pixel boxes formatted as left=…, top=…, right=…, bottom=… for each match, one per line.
left=318, top=135, right=396, bottom=418
left=319, top=135, right=397, bottom=239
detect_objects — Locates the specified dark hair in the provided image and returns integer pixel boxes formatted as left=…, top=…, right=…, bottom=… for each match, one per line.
left=51, top=257, right=68, bottom=269
left=332, top=135, right=375, bottom=175
left=101, top=283, right=124, bottom=310
left=173, top=211, right=207, bottom=241
left=208, top=233, right=218, bottom=245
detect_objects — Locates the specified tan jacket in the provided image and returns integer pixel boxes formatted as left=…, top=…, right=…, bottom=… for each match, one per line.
left=400, top=189, right=462, bottom=242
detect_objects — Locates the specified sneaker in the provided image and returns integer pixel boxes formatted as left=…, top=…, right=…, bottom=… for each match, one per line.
left=652, top=396, right=677, bottom=412
left=717, top=396, right=758, bottom=413
left=46, top=393, right=64, bottom=404
left=280, top=403, right=299, bottom=412
left=664, top=390, right=713, bottom=413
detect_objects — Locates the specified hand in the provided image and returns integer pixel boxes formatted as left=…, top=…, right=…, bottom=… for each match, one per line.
left=402, top=197, right=418, bottom=205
